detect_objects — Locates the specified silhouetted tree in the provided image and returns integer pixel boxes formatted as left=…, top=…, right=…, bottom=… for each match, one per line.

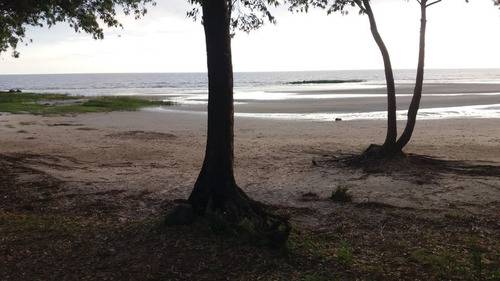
left=349, top=0, right=398, bottom=156
left=0, top=0, right=154, bottom=58
left=289, top=0, right=397, bottom=156
left=167, top=0, right=290, bottom=246
left=394, top=0, right=439, bottom=152
left=289, top=0, right=499, bottom=158
left=349, top=0, right=441, bottom=157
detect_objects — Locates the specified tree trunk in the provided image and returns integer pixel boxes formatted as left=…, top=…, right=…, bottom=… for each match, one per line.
left=361, top=0, right=398, bottom=153
left=186, top=0, right=254, bottom=221
left=167, top=0, right=291, bottom=246
left=396, top=0, right=428, bottom=151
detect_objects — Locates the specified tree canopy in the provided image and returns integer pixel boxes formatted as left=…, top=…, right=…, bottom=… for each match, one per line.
left=0, top=0, right=154, bottom=57
left=289, top=0, right=500, bottom=15
left=187, top=0, right=279, bottom=34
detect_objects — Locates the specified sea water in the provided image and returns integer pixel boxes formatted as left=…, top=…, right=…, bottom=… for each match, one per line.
left=1, top=69, right=500, bottom=120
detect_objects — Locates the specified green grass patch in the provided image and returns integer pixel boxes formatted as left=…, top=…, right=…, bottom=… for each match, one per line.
left=0, top=92, right=174, bottom=115
left=408, top=242, right=500, bottom=280
left=81, top=96, right=171, bottom=111
left=338, top=238, right=353, bottom=264
left=0, top=92, right=77, bottom=103
left=330, top=181, right=353, bottom=202
left=410, top=248, right=455, bottom=269
left=0, top=212, right=79, bottom=237
left=287, top=228, right=344, bottom=262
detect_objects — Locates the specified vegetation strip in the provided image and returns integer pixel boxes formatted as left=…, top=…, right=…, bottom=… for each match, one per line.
left=0, top=92, right=173, bottom=115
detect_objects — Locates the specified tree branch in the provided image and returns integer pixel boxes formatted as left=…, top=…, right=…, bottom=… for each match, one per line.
left=426, top=0, right=442, bottom=7
left=353, top=0, right=366, bottom=13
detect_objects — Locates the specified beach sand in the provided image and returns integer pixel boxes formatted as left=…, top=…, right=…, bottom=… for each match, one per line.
left=1, top=108, right=499, bottom=222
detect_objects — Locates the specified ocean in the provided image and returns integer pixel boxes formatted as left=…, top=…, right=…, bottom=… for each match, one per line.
left=1, top=69, right=500, bottom=121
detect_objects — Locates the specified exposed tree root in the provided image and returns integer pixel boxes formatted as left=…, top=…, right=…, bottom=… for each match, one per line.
left=166, top=183, right=291, bottom=249
left=360, top=144, right=406, bottom=162
left=405, top=154, right=500, bottom=177
left=324, top=147, right=500, bottom=182
left=206, top=194, right=292, bottom=248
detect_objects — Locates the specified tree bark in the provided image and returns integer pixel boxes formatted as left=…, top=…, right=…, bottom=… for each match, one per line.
left=168, top=0, right=291, bottom=246
left=187, top=0, right=253, bottom=221
left=361, top=0, right=398, bottom=153
left=396, top=0, right=428, bottom=150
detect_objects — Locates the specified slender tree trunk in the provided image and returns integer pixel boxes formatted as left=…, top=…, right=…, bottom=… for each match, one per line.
left=396, top=0, right=428, bottom=150
left=361, top=0, right=397, bottom=153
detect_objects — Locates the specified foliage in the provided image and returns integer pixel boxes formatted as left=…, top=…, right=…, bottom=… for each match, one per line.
left=289, top=0, right=500, bottom=14
left=0, top=0, right=155, bottom=57
left=330, top=181, right=352, bottom=202
left=186, top=0, right=280, bottom=34
left=287, top=0, right=357, bottom=15
left=0, top=92, right=172, bottom=114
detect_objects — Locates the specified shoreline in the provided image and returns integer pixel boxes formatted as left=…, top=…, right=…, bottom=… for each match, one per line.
left=151, top=82, right=500, bottom=121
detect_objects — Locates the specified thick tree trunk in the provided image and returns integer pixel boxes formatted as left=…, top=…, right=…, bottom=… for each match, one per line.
left=184, top=0, right=258, bottom=223
left=187, top=0, right=237, bottom=214
left=361, top=0, right=398, bottom=153
left=396, top=1, right=428, bottom=151
left=167, top=0, right=291, bottom=246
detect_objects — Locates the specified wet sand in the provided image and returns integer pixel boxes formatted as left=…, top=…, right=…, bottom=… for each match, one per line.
left=163, top=83, right=500, bottom=117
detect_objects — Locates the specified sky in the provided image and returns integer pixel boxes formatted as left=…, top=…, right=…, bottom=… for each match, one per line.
left=1, top=0, right=499, bottom=74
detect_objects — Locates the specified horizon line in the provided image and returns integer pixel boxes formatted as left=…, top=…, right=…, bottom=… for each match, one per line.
left=1, top=67, right=500, bottom=76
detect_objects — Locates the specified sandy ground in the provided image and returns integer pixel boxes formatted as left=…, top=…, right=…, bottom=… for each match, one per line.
left=1, top=108, right=499, bottom=223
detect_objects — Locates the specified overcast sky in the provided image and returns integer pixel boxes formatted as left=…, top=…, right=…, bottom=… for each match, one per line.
left=1, top=0, right=499, bottom=74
